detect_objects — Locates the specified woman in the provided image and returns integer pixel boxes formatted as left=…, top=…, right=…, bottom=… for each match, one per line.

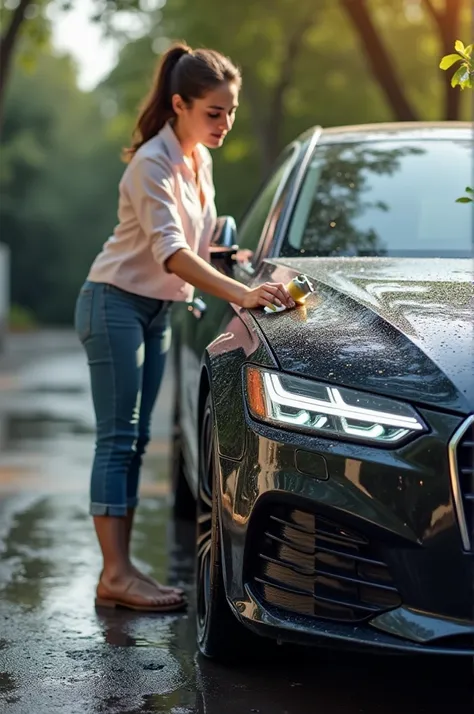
left=74, top=42, right=295, bottom=613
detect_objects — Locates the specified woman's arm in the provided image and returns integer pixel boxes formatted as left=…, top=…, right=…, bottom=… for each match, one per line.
left=166, top=248, right=294, bottom=310
left=128, top=155, right=294, bottom=310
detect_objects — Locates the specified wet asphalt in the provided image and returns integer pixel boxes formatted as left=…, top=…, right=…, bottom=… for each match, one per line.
left=0, top=331, right=473, bottom=714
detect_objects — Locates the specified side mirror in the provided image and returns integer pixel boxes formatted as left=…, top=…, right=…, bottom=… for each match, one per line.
left=210, top=215, right=238, bottom=249
left=210, top=216, right=238, bottom=275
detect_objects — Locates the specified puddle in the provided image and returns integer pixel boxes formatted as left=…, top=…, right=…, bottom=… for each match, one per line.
left=0, top=492, right=197, bottom=713
left=0, top=333, right=172, bottom=495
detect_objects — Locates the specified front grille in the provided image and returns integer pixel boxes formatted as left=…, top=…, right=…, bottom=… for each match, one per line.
left=249, top=504, right=401, bottom=623
left=449, top=416, right=474, bottom=551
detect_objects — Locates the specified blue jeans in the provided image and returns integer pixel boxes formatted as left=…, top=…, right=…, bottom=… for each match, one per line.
left=74, top=281, right=172, bottom=516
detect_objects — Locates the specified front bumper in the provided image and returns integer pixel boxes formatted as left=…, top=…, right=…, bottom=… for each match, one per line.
left=216, top=404, right=474, bottom=656
left=233, top=590, right=474, bottom=656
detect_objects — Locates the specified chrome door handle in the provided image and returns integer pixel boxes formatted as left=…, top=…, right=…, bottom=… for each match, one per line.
left=190, top=297, right=207, bottom=319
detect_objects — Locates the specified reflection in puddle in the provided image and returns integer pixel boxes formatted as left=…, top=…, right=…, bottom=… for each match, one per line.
left=0, top=671, right=17, bottom=695
left=0, top=492, right=197, bottom=713
left=0, top=340, right=172, bottom=500
left=6, top=415, right=93, bottom=440
left=0, top=349, right=96, bottom=482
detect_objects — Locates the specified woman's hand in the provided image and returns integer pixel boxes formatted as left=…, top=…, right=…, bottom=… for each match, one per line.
left=239, top=282, right=296, bottom=310
left=234, top=248, right=254, bottom=266
left=165, top=249, right=296, bottom=311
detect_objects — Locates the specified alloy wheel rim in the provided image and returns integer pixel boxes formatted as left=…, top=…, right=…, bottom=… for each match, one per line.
left=196, top=404, right=214, bottom=632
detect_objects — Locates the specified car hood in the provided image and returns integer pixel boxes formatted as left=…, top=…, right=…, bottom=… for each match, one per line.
left=250, top=257, right=473, bottom=414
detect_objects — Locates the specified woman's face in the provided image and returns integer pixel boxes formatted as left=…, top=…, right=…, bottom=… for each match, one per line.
left=173, top=81, right=239, bottom=150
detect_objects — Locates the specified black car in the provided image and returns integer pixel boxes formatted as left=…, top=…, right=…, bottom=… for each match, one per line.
left=170, top=122, right=474, bottom=659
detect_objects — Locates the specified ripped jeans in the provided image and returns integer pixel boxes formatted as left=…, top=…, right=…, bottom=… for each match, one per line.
left=74, top=281, right=171, bottom=516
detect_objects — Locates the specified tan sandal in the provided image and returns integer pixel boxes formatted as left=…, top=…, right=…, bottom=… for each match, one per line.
left=95, top=578, right=187, bottom=613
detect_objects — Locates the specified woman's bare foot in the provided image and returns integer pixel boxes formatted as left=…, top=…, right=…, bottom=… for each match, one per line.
left=97, top=571, right=186, bottom=612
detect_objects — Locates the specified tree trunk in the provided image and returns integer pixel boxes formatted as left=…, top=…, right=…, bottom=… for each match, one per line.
left=442, top=38, right=461, bottom=120
left=0, top=0, right=31, bottom=130
left=341, top=0, right=419, bottom=121
left=245, top=16, right=315, bottom=176
left=264, top=17, right=310, bottom=171
left=421, top=0, right=462, bottom=118
left=242, top=77, right=272, bottom=175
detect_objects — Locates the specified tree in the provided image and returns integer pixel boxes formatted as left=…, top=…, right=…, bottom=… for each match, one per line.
left=237, top=9, right=321, bottom=173
left=0, top=0, right=151, bottom=128
left=154, top=0, right=469, bottom=181
left=420, top=0, right=465, bottom=118
left=1, top=49, right=123, bottom=323
left=340, top=0, right=470, bottom=121
left=159, top=0, right=325, bottom=174
left=340, top=0, right=418, bottom=120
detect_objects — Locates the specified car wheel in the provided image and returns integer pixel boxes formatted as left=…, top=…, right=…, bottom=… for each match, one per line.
left=196, top=393, right=257, bottom=660
left=170, top=390, right=196, bottom=521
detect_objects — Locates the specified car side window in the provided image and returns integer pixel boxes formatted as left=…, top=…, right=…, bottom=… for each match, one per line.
left=237, top=147, right=298, bottom=256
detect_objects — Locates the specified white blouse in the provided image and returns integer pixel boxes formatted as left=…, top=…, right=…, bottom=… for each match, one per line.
left=87, top=121, right=217, bottom=301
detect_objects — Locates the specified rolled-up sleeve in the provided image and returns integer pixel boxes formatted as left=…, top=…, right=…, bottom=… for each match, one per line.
left=128, top=155, right=189, bottom=267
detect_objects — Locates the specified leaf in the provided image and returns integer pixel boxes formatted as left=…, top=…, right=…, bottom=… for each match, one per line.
left=454, top=40, right=465, bottom=54
left=439, top=53, right=461, bottom=70
left=451, top=65, right=467, bottom=88
left=465, top=44, right=473, bottom=57
left=455, top=196, right=473, bottom=203
left=466, top=187, right=474, bottom=193
left=458, top=69, right=471, bottom=89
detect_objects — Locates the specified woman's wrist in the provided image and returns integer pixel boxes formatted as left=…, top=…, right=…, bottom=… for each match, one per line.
left=166, top=248, right=252, bottom=306
left=226, top=282, right=250, bottom=307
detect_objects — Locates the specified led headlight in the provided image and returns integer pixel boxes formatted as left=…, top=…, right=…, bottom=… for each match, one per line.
left=246, top=367, right=427, bottom=445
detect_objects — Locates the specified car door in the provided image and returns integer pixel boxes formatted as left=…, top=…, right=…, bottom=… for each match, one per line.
left=175, top=143, right=309, bottom=487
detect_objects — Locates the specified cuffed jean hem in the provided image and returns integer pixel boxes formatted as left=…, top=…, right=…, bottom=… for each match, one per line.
left=90, top=497, right=140, bottom=516
left=90, top=503, right=126, bottom=517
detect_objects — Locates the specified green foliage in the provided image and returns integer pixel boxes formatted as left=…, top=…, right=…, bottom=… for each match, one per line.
left=439, top=40, right=473, bottom=89
left=1, top=48, right=124, bottom=324
left=455, top=186, right=473, bottom=204
left=98, top=34, right=157, bottom=142
left=440, top=40, right=473, bottom=201
left=0, top=0, right=153, bottom=111
left=0, top=0, right=148, bottom=40
left=9, top=303, right=37, bottom=331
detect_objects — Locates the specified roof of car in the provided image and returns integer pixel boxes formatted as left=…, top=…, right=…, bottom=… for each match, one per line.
left=315, top=121, right=472, bottom=144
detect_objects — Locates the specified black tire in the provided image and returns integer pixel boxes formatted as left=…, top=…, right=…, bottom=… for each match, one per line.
left=196, top=393, right=257, bottom=660
left=170, top=390, right=196, bottom=521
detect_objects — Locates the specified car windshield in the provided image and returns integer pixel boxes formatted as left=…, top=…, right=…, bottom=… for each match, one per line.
left=281, top=138, right=473, bottom=258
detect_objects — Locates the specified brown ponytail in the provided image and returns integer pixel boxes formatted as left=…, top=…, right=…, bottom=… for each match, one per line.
left=123, top=41, right=241, bottom=162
